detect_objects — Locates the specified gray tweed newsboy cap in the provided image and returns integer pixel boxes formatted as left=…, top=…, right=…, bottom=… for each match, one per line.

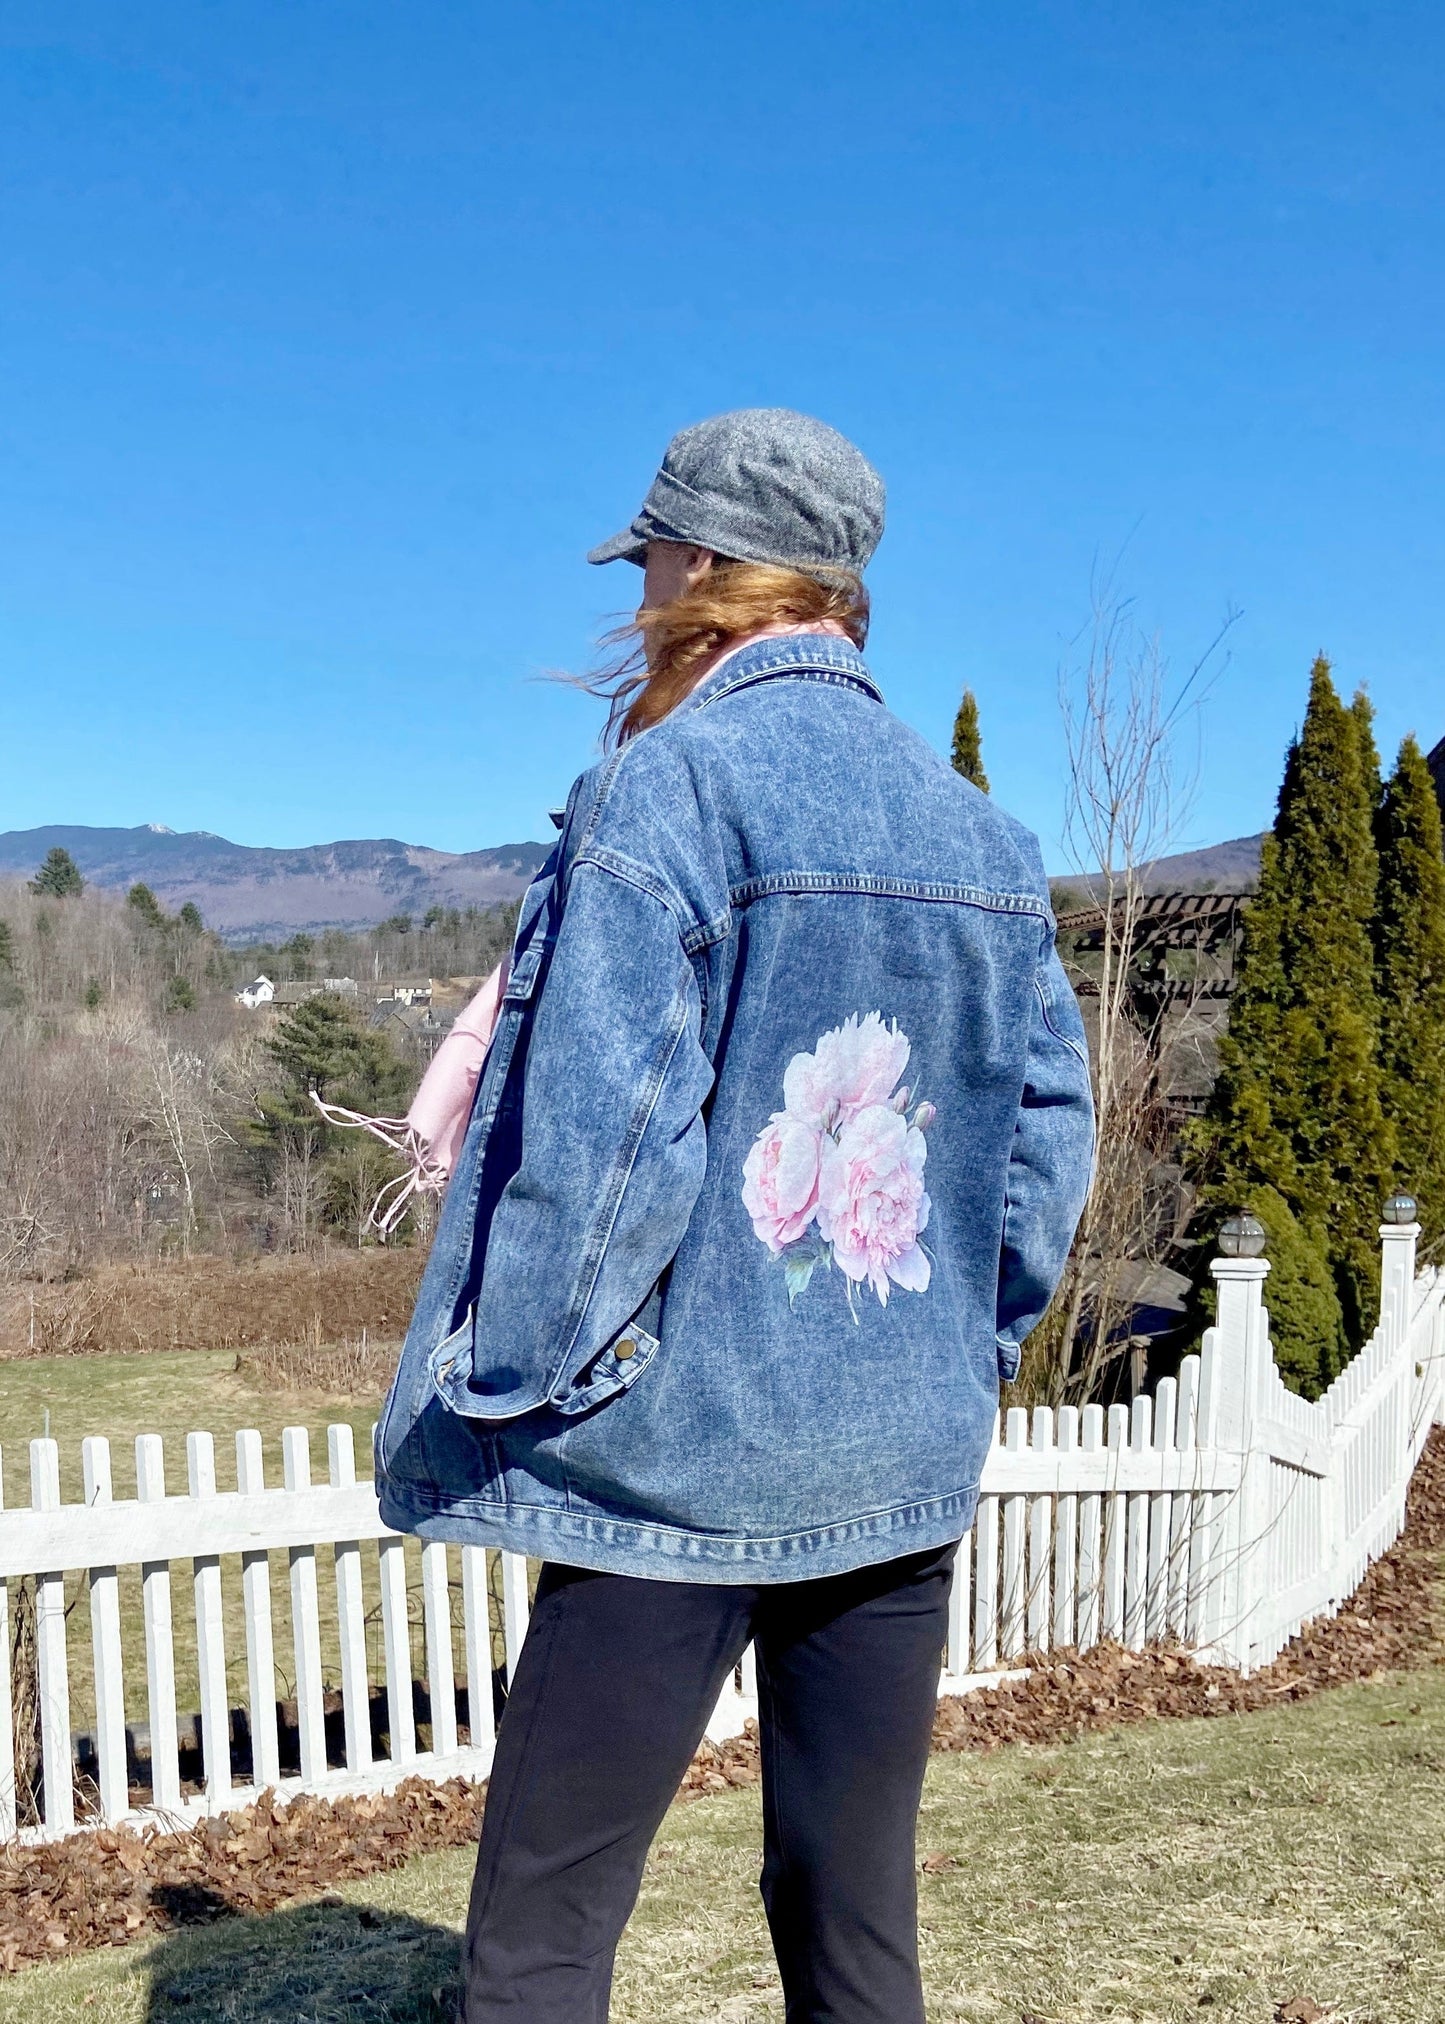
left=587, top=407, right=885, bottom=577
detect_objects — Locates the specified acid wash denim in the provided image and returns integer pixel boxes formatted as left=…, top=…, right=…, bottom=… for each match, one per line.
left=376, top=635, right=1094, bottom=1581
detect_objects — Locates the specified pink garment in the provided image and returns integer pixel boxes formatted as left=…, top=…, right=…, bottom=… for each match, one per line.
left=318, top=622, right=855, bottom=1234
left=408, top=956, right=509, bottom=1174
left=692, top=617, right=852, bottom=688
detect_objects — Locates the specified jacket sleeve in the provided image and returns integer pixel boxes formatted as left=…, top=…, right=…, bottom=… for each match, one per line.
left=995, top=926, right=1095, bottom=1377
left=440, top=851, right=714, bottom=1421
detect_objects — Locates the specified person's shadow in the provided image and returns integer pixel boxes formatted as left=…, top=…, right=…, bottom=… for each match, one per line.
left=142, top=1891, right=462, bottom=2022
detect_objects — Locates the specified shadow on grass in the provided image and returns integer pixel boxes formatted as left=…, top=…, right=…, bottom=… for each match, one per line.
left=142, top=1895, right=461, bottom=2023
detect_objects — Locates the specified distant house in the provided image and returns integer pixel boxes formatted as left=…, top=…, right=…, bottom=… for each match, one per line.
left=374, top=974, right=433, bottom=1008
left=370, top=997, right=453, bottom=1063
left=234, top=975, right=274, bottom=1010
left=322, top=976, right=359, bottom=997
left=271, top=981, right=324, bottom=1007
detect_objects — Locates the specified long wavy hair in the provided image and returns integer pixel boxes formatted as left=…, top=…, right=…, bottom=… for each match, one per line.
left=591, top=559, right=870, bottom=747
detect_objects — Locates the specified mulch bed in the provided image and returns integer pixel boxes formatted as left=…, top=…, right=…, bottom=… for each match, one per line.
left=5, top=1427, right=1443, bottom=1970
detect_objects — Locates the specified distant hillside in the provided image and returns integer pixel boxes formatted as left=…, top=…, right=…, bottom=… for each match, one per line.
left=1051, top=833, right=1265, bottom=907
left=0, top=824, right=551, bottom=942
left=1137, top=833, right=1264, bottom=893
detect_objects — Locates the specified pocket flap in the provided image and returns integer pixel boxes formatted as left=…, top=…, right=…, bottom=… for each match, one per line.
left=502, top=942, right=545, bottom=1002
left=429, top=1310, right=660, bottom=1423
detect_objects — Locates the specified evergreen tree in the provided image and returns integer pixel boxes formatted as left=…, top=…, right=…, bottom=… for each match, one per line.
left=29, top=847, right=84, bottom=897
left=264, top=993, right=406, bottom=1110
left=178, top=901, right=204, bottom=934
left=1191, top=656, right=1394, bottom=1382
left=251, top=994, right=413, bottom=1234
left=1350, top=688, right=1383, bottom=821
left=950, top=688, right=989, bottom=792
left=281, top=932, right=316, bottom=981
left=127, top=882, right=167, bottom=930
left=0, top=920, right=11, bottom=970
left=1374, top=734, right=1445, bottom=1241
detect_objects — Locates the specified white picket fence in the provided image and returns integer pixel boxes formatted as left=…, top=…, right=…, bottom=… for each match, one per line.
left=1, top=1218, right=1442, bottom=1846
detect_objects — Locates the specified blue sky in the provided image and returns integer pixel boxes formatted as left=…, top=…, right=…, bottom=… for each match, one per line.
left=2, top=1, right=1441, bottom=869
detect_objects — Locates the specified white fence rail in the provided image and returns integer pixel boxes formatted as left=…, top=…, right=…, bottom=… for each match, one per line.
left=2, top=1219, right=1442, bottom=1844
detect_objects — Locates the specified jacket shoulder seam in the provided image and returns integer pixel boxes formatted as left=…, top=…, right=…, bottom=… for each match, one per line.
left=571, top=843, right=699, bottom=937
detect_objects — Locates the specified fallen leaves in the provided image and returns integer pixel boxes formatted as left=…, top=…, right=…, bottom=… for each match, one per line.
left=0, top=1780, right=483, bottom=1971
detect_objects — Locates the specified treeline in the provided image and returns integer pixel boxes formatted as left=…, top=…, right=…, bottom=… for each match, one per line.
left=1189, top=657, right=1445, bottom=1394
left=233, top=904, right=517, bottom=990
left=0, top=864, right=515, bottom=1280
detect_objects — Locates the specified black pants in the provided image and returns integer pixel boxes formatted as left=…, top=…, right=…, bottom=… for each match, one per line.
left=462, top=1541, right=956, bottom=2024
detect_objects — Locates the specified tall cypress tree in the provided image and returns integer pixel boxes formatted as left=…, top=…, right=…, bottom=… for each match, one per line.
left=950, top=688, right=990, bottom=792
left=1374, top=734, right=1445, bottom=1241
left=1350, top=687, right=1383, bottom=819
left=1191, top=656, right=1394, bottom=1386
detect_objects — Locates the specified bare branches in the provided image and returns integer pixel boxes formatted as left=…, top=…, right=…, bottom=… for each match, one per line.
left=1026, top=586, right=1237, bottom=1406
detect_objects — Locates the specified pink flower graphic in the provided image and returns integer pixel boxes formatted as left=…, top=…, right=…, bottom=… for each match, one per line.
left=818, top=1105, right=931, bottom=1303
left=782, top=1011, right=912, bottom=1132
left=741, top=1115, right=825, bottom=1254
left=741, top=1013, right=935, bottom=1311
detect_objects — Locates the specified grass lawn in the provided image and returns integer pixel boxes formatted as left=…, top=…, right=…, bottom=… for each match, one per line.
left=0, top=1348, right=388, bottom=1500
left=5, top=1665, right=1442, bottom=2023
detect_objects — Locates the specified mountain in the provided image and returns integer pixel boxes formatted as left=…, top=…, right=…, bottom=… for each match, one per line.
left=3, top=820, right=1270, bottom=942
left=0, top=824, right=551, bottom=942
left=1051, top=833, right=1265, bottom=907
left=1136, top=833, right=1265, bottom=892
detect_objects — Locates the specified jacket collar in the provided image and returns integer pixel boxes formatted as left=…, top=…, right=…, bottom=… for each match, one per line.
left=682, top=633, right=883, bottom=716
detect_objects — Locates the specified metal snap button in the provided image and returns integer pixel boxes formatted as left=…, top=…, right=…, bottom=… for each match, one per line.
left=614, top=1337, right=638, bottom=1361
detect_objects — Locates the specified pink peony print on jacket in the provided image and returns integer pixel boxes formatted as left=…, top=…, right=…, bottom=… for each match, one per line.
left=741, top=1012, right=934, bottom=1311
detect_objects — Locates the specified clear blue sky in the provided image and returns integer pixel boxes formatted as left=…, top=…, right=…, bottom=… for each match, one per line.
left=2, top=2, right=1441, bottom=869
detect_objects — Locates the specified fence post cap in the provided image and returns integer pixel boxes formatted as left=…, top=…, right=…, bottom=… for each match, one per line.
left=1381, top=1192, right=1419, bottom=1226
left=1210, top=1253, right=1271, bottom=1282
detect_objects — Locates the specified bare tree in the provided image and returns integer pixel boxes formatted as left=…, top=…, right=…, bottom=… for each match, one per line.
left=1022, top=583, right=1235, bottom=1406
left=133, top=1033, right=237, bottom=1255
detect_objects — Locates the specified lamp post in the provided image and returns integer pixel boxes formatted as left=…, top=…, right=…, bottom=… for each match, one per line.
left=1379, top=1192, right=1422, bottom=1354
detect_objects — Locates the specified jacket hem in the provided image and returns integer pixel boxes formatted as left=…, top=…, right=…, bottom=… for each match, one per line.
left=375, top=1481, right=979, bottom=1584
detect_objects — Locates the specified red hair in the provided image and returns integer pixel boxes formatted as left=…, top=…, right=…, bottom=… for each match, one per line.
left=592, top=560, right=869, bottom=746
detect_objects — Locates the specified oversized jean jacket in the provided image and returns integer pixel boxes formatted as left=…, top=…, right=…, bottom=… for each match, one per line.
left=376, top=635, right=1094, bottom=1580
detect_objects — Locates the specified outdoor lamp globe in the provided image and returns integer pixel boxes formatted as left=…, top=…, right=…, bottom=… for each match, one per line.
left=1218, top=1211, right=1266, bottom=1258
left=1382, top=1192, right=1419, bottom=1226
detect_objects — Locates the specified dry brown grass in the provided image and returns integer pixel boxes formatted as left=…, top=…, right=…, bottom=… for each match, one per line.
left=235, top=1325, right=402, bottom=1395
left=0, top=1250, right=424, bottom=1360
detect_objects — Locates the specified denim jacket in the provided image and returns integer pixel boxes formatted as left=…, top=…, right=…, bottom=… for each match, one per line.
left=376, top=635, right=1093, bottom=1580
